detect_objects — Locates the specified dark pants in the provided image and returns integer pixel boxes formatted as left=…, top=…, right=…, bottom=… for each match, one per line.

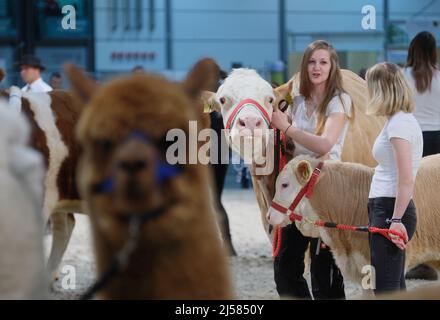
left=273, top=223, right=345, bottom=300
left=422, top=131, right=440, bottom=157
left=368, top=197, right=417, bottom=294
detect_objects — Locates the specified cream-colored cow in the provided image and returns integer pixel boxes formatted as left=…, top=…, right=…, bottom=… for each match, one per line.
left=204, top=69, right=385, bottom=243
left=267, top=155, right=440, bottom=289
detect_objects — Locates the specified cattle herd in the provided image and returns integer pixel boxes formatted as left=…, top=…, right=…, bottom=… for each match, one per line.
left=0, top=59, right=439, bottom=299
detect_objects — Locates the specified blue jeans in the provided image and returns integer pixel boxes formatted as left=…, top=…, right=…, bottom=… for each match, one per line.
left=368, top=197, right=417, bottom=294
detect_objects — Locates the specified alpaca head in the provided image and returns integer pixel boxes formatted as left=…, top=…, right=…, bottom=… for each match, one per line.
left=66, top=61, right=221, bottom=246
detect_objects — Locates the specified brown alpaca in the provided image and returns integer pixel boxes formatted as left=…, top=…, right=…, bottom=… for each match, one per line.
left=66, top=63, right=233, bottom=299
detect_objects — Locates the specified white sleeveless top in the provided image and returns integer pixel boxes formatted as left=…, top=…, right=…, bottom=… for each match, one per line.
left=290, top=93, right=352, bottom=160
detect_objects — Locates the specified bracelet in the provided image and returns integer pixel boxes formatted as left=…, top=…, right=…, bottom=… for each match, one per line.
left=284, top=124, right=293, bottom=135
left=386, top=218, right=402, bottom=224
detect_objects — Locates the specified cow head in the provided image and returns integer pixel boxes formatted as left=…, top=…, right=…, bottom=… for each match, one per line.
left=266, top=156, right=320, bottom=238
left=65, top=60, right=221, bottom=245
left=203, top=69, right=293, bottom=168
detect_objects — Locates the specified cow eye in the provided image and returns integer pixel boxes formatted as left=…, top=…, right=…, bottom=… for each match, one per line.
left=282, top=183, right=289, bottom=188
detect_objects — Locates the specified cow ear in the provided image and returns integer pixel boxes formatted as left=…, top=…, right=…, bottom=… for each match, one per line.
left=274, top=80, right=293, bottom=111
left=183, top=58, right=222, bottom=100
left=294, top=160, right=312, bottom=185
left=201, top=91, right=221, bottom=112
left=64, top=63, right=98, bottom=103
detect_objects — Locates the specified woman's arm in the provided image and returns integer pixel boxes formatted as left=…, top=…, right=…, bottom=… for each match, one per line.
left=390, top=137, right=414, bottom=219
left=271, top=109, right=347, bottom=157
left=388, top=137, right=414, bottom=249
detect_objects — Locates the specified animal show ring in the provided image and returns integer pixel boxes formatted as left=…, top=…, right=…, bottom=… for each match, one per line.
left=270, top=162, right=406, bottom=258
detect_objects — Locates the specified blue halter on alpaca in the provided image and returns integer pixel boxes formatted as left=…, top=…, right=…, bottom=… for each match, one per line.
left=93, top=131, right=182, bottom=194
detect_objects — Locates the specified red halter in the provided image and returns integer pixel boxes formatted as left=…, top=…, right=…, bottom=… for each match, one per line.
left=270, top=162, right=324, bottom=215
left=225, top=99, right=271, bottom=130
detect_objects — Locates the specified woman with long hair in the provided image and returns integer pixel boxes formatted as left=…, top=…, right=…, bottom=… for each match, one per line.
left=404, top=31, right=440, bottom=156
left=271, top=40, right=352, bottom=299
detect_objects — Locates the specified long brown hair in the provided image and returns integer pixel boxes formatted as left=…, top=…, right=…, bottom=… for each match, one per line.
left=299, top=40, right=349, bottom=135
left=406, top=31, right=438, bottom=93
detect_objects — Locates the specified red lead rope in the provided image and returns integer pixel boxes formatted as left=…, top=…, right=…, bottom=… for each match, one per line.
left=272, top=212, right=406, bottom=259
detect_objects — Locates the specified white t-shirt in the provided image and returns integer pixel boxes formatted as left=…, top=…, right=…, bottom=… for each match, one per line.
left=403, top=67, right=440, bottom=131
left=290, top=93, right=352, bottom=160
left=369, top=111, right=423, bottom=198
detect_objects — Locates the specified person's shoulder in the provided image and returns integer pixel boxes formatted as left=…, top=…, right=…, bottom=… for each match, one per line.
left=40, top=79, right=53, bottom=91
left=432, top=68, right=440, bottom=81
left=327, top=92, right=352, bottom=116
left=389, top=111, right=418, bottom=128
left=329, top=92, right=351, bottom=104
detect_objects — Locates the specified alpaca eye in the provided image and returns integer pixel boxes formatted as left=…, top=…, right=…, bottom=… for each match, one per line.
left=269, top=97, right=274, bottom=104
left=220, top=97, right=226, bottom=105
left=282, top=183, right=289, bottom=188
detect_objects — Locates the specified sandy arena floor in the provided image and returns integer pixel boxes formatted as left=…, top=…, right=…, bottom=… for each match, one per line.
left=48, top=189, right=440, bottom=300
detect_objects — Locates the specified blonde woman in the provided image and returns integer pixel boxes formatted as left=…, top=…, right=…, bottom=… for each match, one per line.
left=271, top=40, right=352, bottom=299
left=366, top=62, right=423, bottom=293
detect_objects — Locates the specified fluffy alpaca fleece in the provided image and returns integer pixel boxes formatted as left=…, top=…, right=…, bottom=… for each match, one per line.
left=268, top=155, right=440, bottom=286
left=0, top=103, right=47, bottom=299
left=69, top=66, right=233, bottom=299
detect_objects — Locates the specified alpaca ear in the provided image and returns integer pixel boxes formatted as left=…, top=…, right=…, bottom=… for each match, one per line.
left=64, top=63, right=98, bottom=103
left=183, top=58, right=222, bottom=100
left=201, top=91, right=221, bottom=112
left=274, top=80, right=293, bottom=111
left=294, top=160, right=312, bottom=186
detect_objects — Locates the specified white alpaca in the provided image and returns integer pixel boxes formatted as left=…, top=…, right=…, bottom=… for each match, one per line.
left=0, top=101, right=47, bottom=299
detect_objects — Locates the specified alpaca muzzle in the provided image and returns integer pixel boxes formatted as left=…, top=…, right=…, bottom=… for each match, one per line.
left=91, top=131, right=181, bottom=195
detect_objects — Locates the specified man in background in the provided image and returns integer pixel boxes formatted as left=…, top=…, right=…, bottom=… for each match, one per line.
left=49, top=72, right=62, bottom=90
left=19, top=55, right=52, bottom=93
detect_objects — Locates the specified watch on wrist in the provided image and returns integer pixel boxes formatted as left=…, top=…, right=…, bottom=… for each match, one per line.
left=386, top=218, right=402, bottom=224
